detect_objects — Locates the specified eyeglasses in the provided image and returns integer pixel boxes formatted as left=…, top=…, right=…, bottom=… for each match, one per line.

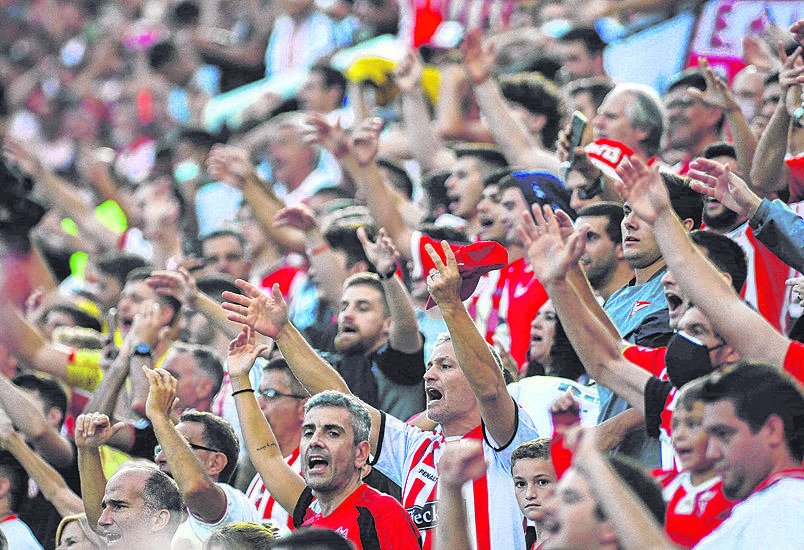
left=255, top=388, right=307, bottom=400
left=154, top=441, right=222, bottom=457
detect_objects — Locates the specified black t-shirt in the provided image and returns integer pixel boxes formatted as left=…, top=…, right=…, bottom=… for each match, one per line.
left=17, top=439, right=80, bottom=550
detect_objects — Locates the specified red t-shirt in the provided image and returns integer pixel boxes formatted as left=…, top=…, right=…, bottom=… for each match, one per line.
left=784, top=341, right=804, bottom=382
left=652, top=469, right=732, bottom=548
left=500, top=258, right=548, bottom=367
left=293, top=483, right=421, bottom=549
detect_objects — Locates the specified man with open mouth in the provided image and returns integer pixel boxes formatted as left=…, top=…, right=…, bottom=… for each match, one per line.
left=227, top=325, right=420, bottom=550
left=222, top=239, right=541, bottom=550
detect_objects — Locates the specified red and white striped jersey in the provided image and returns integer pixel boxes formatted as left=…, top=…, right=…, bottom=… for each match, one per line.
left=372, top=407, right=540, bottom=550
left=246, top=447, right=302, bottom=530
left=653, top=469, right=732, bottom=548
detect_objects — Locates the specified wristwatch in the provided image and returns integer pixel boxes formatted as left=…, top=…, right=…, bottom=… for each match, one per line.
left=793, top=106, right=804, bottom=128
left=130, top=343, right=153, bottom=358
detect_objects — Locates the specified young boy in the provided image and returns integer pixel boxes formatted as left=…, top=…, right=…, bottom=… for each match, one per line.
left=511, top=438, right=557, bottom=550
left=652, top=379, right=732, bottom=547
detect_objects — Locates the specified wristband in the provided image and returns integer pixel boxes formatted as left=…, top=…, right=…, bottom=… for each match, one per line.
left=378, top=266, right=396, bottom=280
left=231, top=387, right=253, bottom=397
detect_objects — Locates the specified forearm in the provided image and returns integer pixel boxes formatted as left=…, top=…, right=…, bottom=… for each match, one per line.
left=5, top=432, right=83, bottom=517
left=39, top=172, right=120, bottom=249
left=0, top=376, right=74, bottom=466
left=231, top=375, right=305, bottom=512
left=83, top=346, right=131, bottom=418
left=275, top=323, right=350, bottom=395
left=725, top=109, right=756, bottom=182
left=577, top=450, right=675, bottom=550
left=435, top=484, right=474, bottom=550
left=383, top=276, right=423, bottom=353
left=150, top=415, right=225, bottom=522
left=750, top=198, right=804, bottom=272
left=401, top=91, right=454, bottom=172
left=343, top=157, right=412, bottom=258
left=243, top=176, right=306, bottom=253
left=0, top=305, right=69, bottom=379
left=77, top=446, right=106, bottom=531
left=196, top=292, right=241, bottom=339
left=595, top=408, right=645, bottom=452
left=473, top=80, right=561, bottom=173
left=750, top=102, right=791, bottom=197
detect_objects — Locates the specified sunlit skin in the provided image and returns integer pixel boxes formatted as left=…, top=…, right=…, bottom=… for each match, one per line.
left=333, top=284, right=390, bottom=354
left=671, top=401, right=716, bottom=485
left=541, top=469, right=609, bottom=550
left=445, top=157, right=485, bottom=219
left=423, top=341, right=480, bottom=437
left=512, top=458, right=557, bottom=523
left=529, top=301, right=557, bottom=367
left=56, top=520, right=96, bottom=550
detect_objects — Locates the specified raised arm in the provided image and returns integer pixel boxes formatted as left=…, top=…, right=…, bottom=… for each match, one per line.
left=393, top=49, right=455, bottom=172
left=228, top=327, right=306, bottom=513
left=689, top=157, right=804, bottom=272
left=564, top=426, right=675, bottom=550
left=357, top=226, right=423, bottom=353
left=425, top=241, right=515, bottom=445
left=518, top=206, right=650, bottom=412
left=0, top=410, right=82, bottom=517
left=461, top=30, right=562, bottom=173
left=206, top=144, right=306, bottom=254
left=749, top=44, right=803, bottom=197
left=0, top=371, right=74, bottom=467
left=0, top=300, right=70, bottom=381
left=687, top=58, right=756, bottom=180
left=144, top=368, right=227, bottom=524
left=3, top=138, right=120, bottom=250
left=75, top=413, right=127, bottom=531
left=615, top=157, right=789, bottom=367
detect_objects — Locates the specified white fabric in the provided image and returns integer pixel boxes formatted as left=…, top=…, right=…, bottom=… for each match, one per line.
left=694, top=478, right=804, bottom=550
left=245, top=448, right=302, bottom=534
left=0, top=517, right=43, bottom=550
left=507, top=376, right=600, bottom=437
left=171, top=482, right=260, bottom=549
left=373, top=405, right=539, bottom=550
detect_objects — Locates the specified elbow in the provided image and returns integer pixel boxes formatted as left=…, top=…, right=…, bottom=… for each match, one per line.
left=183, top=479, right=218, bottom=503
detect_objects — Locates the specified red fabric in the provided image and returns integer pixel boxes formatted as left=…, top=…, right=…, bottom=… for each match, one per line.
left=412, top=0, right=443, bottom=47
left=742, top=226, right=790, bottom=332
left=549, top=434, right=573, bottom=479
left=652, top=469, right=733, bottom=548
left=503, top=259, right=548, bottom=367
left=750, top=468, right=804, bottom=495
left=424, top=240, right=508, bottom=310
left=260, top=265, right=305, bottom=300
left=623, top=345, right=669, bottom=379
left=783, top=341, right=804, bottom=383
left=785, top=154, right=804, bottom=202
left=298, top=483, right=421, bottom=550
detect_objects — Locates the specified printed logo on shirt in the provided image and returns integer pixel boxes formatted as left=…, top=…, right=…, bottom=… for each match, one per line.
left=407, top=500, right=438, bottom=530
left=336, top=527, right=349, bottom=538
left=417, top=465, right=439, bottom=483
left=629, top=300, right=652, bottom=317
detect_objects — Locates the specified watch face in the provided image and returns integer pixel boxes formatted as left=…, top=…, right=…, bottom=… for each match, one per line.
left=134, top=344, right=152, bottom=355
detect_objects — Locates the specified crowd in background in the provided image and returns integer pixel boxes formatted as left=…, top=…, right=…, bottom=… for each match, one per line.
left=0, top=0, right=804, bottom=549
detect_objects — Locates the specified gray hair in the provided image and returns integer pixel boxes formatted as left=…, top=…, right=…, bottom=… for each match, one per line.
left=614, top=83, right=665, bottom=157
left=305, top=390, right=371, bottom=444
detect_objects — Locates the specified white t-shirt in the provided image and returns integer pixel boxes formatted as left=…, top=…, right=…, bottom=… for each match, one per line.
left=372, top=403, right=540, bottom=550
left=507, top=376, right=600, bottom=436
left=0, top=516, right=43, bottom=550
left=694, top=477, right=804, bottom=550
left=171, top=482, right=260, bottom=549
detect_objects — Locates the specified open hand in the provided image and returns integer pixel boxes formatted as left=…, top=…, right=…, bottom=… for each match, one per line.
left=273, top=204, right=319, bottom=232
left=461, top=28, right=494, bottom=85
left=206, top=145, right=255, bottom=189
left=304, top=113, right=349, bottom=156
left=518, top=205, right=587, bottom=285
left=222, top=281, right=289, bottom=339
left=687, top=157, right=760, bottom=218
left=687, top=58, right=740, bottom=113
left=614, top=157, right=670, bottom=225
left=227, top=326, right=271, bottom=379
left=147, top=268, right=198, bottom=308
left=393, top=49, right=424, bottom=94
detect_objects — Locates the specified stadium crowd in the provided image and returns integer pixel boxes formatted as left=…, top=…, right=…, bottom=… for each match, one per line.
left=0, top=0, right=803, bottom=548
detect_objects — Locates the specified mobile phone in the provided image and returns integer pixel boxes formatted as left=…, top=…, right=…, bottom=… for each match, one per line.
left=565, top=111, right=588, bottom=166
